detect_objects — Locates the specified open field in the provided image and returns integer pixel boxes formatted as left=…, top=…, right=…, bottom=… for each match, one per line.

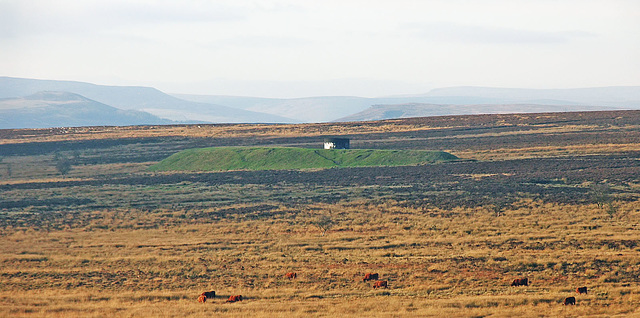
left=1, top=110, right=640, bottom=317
left=2, top=200, right=640, bottom=317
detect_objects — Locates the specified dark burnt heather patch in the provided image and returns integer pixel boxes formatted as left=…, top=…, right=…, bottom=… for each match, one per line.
left=1, top=153, right=638, bottom=231
left=4, top=152, right=640, bottom=191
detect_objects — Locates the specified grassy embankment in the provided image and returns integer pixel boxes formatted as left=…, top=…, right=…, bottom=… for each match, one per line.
left=149, top=147, right=458, bottom=172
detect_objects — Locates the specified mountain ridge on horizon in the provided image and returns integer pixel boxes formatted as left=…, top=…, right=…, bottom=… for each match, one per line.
left=2, top=76, right=640, bottom=128
left=4, top=75, right=639, bottom=101
left=175, top=85, right=640, bottom=122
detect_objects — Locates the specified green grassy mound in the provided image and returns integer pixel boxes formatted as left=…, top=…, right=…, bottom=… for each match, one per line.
left=149, top=147, right=458, bottom=172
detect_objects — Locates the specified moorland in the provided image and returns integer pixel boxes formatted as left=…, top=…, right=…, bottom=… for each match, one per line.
left=1, top=110, right=640, bottom=317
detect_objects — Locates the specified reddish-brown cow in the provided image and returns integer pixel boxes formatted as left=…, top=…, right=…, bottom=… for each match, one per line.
left=226, top=295, right=243, bottom=303
left=197, top=294, right=207, bottom=303
left=511, top=278, right=529, bottom=286
left=363, top=273, right=379, bottom=282
left=285, top=272, right=297, bottom=279
left=576, top=286, right=587, bottom=294
left=373, top=280, right=388, bottom=289
left=564, top=296, right=576, bottom=305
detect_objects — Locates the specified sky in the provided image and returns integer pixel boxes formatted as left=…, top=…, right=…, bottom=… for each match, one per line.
left=1, top=0, right=639, bottom=98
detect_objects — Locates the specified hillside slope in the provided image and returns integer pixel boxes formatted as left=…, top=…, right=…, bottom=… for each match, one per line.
left=149, top=147, right=458, bottom=172
left=0, top=91, right=174, bottom=129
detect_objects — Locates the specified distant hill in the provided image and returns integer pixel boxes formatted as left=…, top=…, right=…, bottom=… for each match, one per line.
left=173, top=94, right=515, bottom=122
left=175, top=86, right=640, bottom=122
left=0, top=77, right=298, bottom=124
left=173, top=94, right=375, bottom=123
left=335, top=103, right=627, bottom=122
left=3, top=77, right=640, bottom=124
left=0, top=91, right=174, bottom=129
left=149, top=147, right=459, bottom=172
left=422, top=86, right=640, bottom=108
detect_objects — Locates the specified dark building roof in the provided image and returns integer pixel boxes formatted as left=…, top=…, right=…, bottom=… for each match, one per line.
left=323, top=137, right=350, bottom=143
left=324, top=137, right=350, bottom=149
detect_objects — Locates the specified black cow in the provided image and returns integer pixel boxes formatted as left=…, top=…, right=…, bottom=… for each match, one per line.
left=564, top=296, right=576, bottom=305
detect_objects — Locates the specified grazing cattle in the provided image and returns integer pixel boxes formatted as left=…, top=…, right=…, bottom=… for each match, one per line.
left=564, top=296, right=576, bottom=305
left=576, top=286, right=587, bottom=294
left=197, top=294, right=207, bottom=303
left=511, top=278, right=529, bottom=287
left=373, top=280, right=388, bottom=289
left=226, top=295, right=243, bottom=303
left=363, top=273, right=379, bottom=282
left=202, top=291, right=216, bottom=298
left=285, top=272, right=297, bottom=279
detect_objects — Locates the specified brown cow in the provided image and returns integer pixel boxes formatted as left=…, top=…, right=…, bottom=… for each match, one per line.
left=197, top=294, right=207, bottom=303
left=564, top=296, right=576, bottom=305
left=373, top=280, right=388, bottom=289
left=226, top=295, right=243, bottom=303
left=511, top=278, right=529, bottom=286
left=363, top=273, right=379, bottom=282
left=202, top=291, right=216, bottom=298
left=576, top=286, right=587, bottom=294
left=285, top=272, right=297, bottom=279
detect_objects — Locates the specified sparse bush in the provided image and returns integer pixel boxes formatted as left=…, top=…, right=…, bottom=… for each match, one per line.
left=605, top=201, right=618, bottom=218
left=55, top=155, right=72, bottom=175
left=311, top=215, right=334, bottom=236
left=591, top=183, right=612, bottom=209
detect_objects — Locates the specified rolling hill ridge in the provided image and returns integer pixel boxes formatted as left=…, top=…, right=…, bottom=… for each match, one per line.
left=3, top=76, right=640, bottom=127
left=0, top=91, right=174, bottom=129
left=0, top=77, right=298, bottom=126
left=176, top=86, right=640, bottom=122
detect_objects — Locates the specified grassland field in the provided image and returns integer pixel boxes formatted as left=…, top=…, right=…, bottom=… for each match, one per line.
left=1, top=110, right=640, bottom=317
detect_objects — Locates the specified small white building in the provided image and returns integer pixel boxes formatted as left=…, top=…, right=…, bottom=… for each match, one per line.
left=323, top=137, right=350, bottom=149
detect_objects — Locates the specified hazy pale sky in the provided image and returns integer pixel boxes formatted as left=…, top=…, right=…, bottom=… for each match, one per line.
left=1, top=0, right=639, bottom=97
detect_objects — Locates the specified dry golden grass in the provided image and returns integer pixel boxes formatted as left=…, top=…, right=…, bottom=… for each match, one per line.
left=2, top=199, right=640, bottom=317
left=3, top=110, right=640, bottom=316
left=454, top=143, right=640, bottom=161
left=0, top=122, right=440, bottom=145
